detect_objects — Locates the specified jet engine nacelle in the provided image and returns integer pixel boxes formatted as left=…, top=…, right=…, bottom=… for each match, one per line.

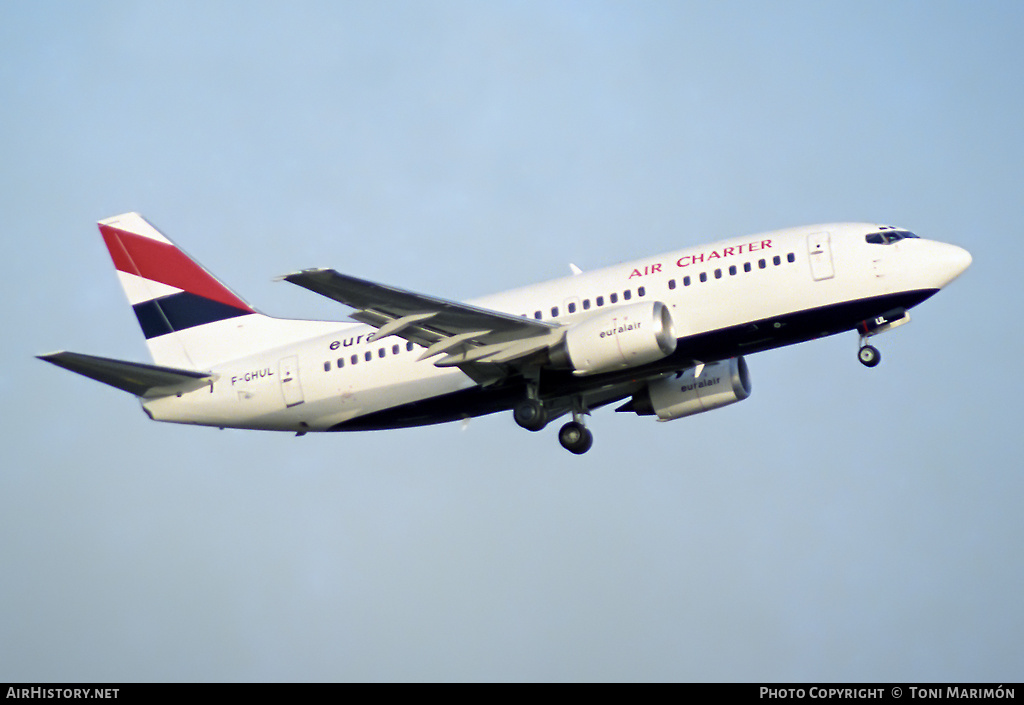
left=551, top=301, right=676, bottom=376
left=621, top=357, right=752, bottom=421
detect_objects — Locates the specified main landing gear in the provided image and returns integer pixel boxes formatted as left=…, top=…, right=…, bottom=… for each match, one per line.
left=513, top=397, right=547, bottom=432
left=558, top=416, right=593, bottom=455
left=513, top=390, right=594, bottom=455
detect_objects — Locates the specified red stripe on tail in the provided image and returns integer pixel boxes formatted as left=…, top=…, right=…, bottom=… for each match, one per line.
left=100, top=224, right=254, bottom=312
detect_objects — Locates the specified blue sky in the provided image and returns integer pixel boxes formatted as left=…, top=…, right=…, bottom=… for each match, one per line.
left=2, top=1, right=1022, bottom=681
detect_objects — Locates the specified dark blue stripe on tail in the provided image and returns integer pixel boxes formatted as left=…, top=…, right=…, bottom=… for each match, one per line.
left=134, top=291, right=252, bottom=339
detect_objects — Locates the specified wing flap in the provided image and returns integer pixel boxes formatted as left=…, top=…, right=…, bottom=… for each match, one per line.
left=365, top=311, right=437, bottom=342
left=433, top=335, right=559, bottom=367
left=38, top=351, right=213, bottom=398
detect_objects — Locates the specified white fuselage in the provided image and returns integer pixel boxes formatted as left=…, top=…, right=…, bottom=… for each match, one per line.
left=141, top=222, right=970, bottom=432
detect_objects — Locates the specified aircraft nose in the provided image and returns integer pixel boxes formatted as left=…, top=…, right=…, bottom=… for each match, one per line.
left=935, top=242, right=972, bottom=287
left=951, top=244, right=972, bottom=276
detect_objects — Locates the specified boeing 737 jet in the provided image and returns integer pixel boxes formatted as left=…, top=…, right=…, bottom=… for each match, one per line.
left=39, top=213, right=971, bottom=454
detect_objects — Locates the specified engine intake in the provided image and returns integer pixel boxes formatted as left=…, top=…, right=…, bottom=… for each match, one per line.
left=551, top=301, right=676, bottom=376
left=619, top=357, right=751, bottom=421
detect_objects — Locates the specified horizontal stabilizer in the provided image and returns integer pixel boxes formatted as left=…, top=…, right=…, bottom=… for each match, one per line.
left=38, top=351, right=213, bottom=398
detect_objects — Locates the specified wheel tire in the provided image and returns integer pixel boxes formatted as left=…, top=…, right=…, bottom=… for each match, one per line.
left=513, top=399, right=547, bottom=431
left=559, top=421, right=593, bottom=455
left=858, top=345, right=881, bottom=368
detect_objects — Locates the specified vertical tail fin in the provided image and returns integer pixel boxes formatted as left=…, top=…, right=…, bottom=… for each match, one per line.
left=99, top=213, right=334, bottom=369
left=100, top=213, right=256, bottom=368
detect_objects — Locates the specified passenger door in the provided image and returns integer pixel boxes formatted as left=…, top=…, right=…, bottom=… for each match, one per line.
left=279, top=355, right=304, bottom=407
left=807, top=232, right=835, bottom=281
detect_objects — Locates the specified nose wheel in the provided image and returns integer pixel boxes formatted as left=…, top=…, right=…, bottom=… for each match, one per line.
left=858, top=344, right=881, bottom=367
left=856, top=309, right=910, bottom=368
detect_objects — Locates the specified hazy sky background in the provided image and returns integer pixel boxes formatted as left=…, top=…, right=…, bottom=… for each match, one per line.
left=2, top=1, right=1022, bottom=682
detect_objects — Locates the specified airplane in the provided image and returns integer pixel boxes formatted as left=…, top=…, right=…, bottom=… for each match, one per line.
left=38, top=213, right=971, bottom=454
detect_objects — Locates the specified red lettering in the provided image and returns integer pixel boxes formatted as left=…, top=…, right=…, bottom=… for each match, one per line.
left=761, top=239, right=773, bottom=249
left=723, top=247, right=735, bottom=256
left=630, top=263, right=664, bottom=278
left=708, top=251, right=720, bottom=260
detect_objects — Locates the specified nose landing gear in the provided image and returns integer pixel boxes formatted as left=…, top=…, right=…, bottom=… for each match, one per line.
left=858, top=342, right=881, bottom=368
left=856, top=308, right=910, bottom=368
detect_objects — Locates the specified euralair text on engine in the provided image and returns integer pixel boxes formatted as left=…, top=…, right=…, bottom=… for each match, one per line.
left=550, top=301, right=676, bottom=376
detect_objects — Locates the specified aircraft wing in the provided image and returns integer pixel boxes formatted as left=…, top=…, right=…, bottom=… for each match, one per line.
left=282, top=269, right=562, bottom=372
left=38, top=351, right=214, bottom=398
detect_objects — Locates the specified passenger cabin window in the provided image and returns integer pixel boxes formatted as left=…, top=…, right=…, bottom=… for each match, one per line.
left=638, top=286, right=646, bottom=297
left=583, top=299, right=591, bottom=310
left=610, top=293, right=618, bottom=304
left=596, top=296, right=605, bottom=306
left=623, top=290, right=631, bottom=301
left=551, top=306, right=559, bottom=317
left=787, top=253, right=796, bottom=263
left=534, top=311, right=542, bottom=320
left=567, top=302, right=576, bottom=313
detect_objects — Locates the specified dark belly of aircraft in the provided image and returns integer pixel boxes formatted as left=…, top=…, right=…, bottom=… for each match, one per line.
left=329, top=289, right=938, bottom=431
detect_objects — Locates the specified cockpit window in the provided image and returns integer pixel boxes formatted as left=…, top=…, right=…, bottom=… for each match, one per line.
left=866, top=230, right=919, bottom=245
